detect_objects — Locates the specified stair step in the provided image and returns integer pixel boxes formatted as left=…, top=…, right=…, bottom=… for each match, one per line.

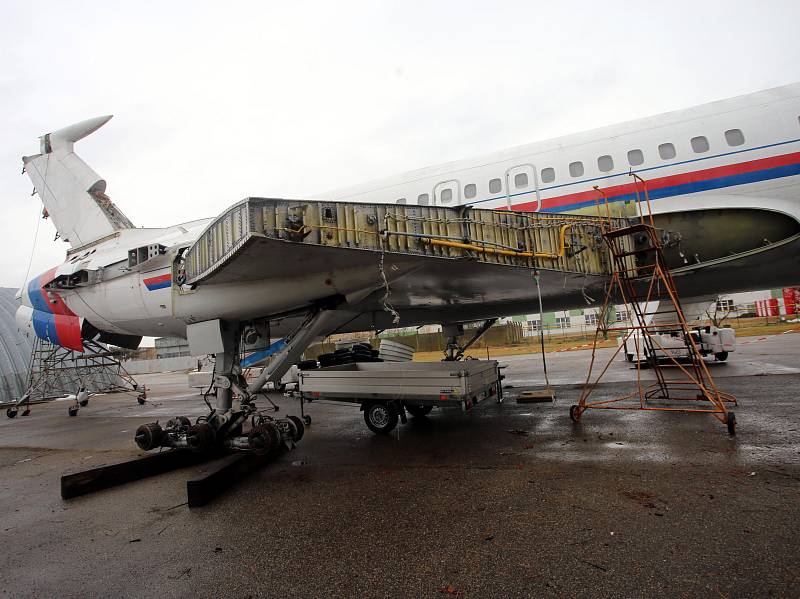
left=603, top=223, right=656, bottom=239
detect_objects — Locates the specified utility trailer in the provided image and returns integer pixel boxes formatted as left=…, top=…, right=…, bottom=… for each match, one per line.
left=294, top=361, right=503, bottom=434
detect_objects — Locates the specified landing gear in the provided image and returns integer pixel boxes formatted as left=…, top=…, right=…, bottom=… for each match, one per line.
left=132, top=317, right=317, bottom=455
left=6, top=408, right=17, bottom=419
left=569, top=404, right=582, bottom=423
left=68, top=406, right=79, bottom=417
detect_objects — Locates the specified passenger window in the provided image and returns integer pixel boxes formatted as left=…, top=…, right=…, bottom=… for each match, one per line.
left=489, top=178, right=502, bottom=194
left=658, top=143, right=676, bottom=160
left=464, top=183, right=477, bottom=199
left=396, top=198, right=406, bottom=205
left=690, top=136, right=709, bottom=153
left=597, top=155, right=614, bottom=172
left=540, top=167, right=555, bottom=183
left=569, top=161, right=584, bottom=178
left=627, top=149, right=644, bottom=166
left=514, top=173, right=529, bottom=188
left=440, top=188, right=453, bottom=203
left=417, top=193, right=429, bottom=205
left=725, top=128, right=745, bottom=146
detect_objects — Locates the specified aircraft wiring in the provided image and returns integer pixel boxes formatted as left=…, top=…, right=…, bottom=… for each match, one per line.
left=379, top=213, right=401, bottom=326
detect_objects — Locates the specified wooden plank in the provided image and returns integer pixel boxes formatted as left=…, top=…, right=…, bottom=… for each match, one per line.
left=61, top=450, right=217, bottom=500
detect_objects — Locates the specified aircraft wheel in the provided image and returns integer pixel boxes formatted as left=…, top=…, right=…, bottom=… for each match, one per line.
left=727, top=412, right=736, bottom=436
left=715, top=352, right=729, bottom=362
left=248, top=424, right=274, bottom=455
left=569, top=404, right=581, bottom=423
left=6, top=408, right=18, bottom=419
left=68, top=406, right=79, bottom=417
left=303, top=415, right=312, bottom=426
left=187, top=423, right=216, bottom=452
left=135, top=422, right=164, bottom=451
left=22, top=409, right=31, bottom=416
left=287, top=415, right=305, bottom=442
left=364, top=402, right=398, bottom=435
left=79, top=399, right=89, bottom=407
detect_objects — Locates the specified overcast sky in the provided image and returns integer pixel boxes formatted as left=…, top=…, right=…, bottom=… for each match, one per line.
left=1, top=0, right=798, bottom=288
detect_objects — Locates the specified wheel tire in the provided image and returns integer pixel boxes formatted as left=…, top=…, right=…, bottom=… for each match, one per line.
left=6, top=408, right=18, bottom=419
left=715, top=351, right=729, bottom=362
left=727, top=412, right=736, bottom=436
left=626, top=353, right=634, bottom=362
left=303, top=415, right=312, bottom=426
left=363, top=402, right=398, bottom=435
left=68, top=406, right=79, bottom=417
left=248, top=423, right=279, bottom=456
left=22, top=409, right=30, bottom=416
left=287, top=415, right=305, bottom=442
left=134, top=422, right=164, bottom=451
left=406, top=404, right=433, bottom=418
left=186, top=423, right=216, bottom=452
left=297, top=359, right=318, bottom=370
left=569, top=404, right=581, bottom=423
left=79, top=399, right=89, bottom=407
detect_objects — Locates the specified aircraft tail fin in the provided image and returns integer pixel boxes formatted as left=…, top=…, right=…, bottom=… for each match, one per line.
left=22, top=115, right=134, bottom=248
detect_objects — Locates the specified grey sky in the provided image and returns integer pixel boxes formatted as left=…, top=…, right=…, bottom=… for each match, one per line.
left=1, top=0, right=798, bottom=288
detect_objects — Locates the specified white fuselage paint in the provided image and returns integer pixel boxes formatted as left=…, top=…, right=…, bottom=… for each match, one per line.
left=19, top=84, right=800, bottom=342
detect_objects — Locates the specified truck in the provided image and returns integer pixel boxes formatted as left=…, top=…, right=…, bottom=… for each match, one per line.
left=620, top=325, right=736, bottom=364
left=293, top=360, right=503, bottom=434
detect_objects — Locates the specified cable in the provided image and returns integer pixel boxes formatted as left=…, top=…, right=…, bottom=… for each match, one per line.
left=21, top=195, right=43, bottom=288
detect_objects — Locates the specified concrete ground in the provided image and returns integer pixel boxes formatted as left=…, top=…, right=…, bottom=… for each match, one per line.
left=0, top=333, right=798, bottom=598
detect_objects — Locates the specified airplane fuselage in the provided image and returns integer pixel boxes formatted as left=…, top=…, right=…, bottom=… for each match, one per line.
left=17, top=84, right=800, bottom=350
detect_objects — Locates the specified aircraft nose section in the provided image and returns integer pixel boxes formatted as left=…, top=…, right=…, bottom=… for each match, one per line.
left=15, top=305, right=33, bottom=335
left=16, top=283, right=31, bottom=308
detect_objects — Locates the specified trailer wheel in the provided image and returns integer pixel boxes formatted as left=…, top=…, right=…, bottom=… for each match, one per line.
left=715, top=352, right=729, bottom=362
left=364, top=402, right=398, bottom=434
left=406, top=405, right=433, bottom=417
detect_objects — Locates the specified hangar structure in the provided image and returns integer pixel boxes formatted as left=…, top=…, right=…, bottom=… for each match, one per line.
left=0, top=287, right=33, bottom=403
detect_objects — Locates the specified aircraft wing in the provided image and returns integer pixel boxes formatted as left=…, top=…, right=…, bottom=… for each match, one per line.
left=179, top=198, right=625, bottom=324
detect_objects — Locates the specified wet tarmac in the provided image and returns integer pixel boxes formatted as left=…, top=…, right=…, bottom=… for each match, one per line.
left=0, top=333, right=798, bottom=598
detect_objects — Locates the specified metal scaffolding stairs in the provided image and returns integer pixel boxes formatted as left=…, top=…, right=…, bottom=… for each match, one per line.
left=6, top=337, right=139, bottom=418
left=571, top=176, right=737, bottom=434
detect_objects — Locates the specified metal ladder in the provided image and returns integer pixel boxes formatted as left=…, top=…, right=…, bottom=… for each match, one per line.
left=572, top=175, right=737, bottom=434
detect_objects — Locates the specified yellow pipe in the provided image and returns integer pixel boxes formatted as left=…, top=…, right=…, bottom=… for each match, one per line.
left=421, top=224, right=572, bottom=259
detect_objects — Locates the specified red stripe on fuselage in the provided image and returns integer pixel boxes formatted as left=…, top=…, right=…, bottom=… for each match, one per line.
left=144, top=274, right=171, bottom=285
left=512, top=151, right=800, bottom=212
left=54, top=314, right=83, bottom=351
left=39, top=266, right=77, bottom=317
